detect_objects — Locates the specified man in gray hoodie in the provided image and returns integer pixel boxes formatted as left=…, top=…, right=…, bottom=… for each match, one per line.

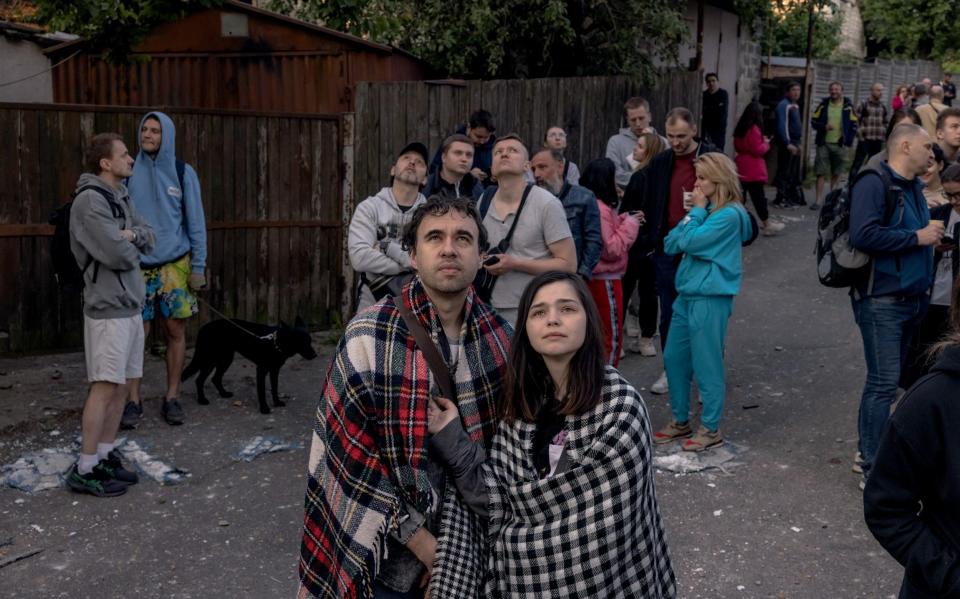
left=606, top=96, right=665, bottom=189
left=66, top=133, right=156, bottom=497
left=348, top=142, right=429, bottom=310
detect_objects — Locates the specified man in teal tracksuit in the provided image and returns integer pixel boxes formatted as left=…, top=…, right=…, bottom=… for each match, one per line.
left=655, top=191, right=753, bottom=452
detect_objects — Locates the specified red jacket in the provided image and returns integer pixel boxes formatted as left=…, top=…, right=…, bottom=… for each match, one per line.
left=734, top=125, right=769, bottom=183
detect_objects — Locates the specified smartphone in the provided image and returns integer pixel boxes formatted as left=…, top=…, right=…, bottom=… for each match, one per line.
left=484, top=255, right=501, bottom=266
left=941, top=235, right=956, bottom=248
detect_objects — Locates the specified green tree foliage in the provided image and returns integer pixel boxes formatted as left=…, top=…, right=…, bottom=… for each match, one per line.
left=32, top=0, right=224, bottom=63
left=861, top=0, right=958, bottom=61
left=266, top=0, right=688, bottom=82
left=763, top=1, right=840, bottom=60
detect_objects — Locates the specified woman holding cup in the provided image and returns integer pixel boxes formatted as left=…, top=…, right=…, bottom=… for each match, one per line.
left=654, top=153, right=754, bottom=451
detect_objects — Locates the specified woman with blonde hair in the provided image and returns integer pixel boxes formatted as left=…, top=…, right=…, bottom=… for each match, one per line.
left=654, top=152, right=754, bottom=451
left=632, top=131, right=666, bottom=171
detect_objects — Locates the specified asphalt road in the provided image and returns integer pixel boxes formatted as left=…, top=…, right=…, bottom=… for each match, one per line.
left=0, top=202, right=902, bottom=599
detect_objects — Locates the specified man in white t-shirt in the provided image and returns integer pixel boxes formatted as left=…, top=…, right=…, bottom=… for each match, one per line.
left=479, top=134, right=576, bottom=324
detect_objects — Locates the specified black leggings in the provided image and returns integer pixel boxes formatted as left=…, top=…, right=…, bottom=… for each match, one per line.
left=621, top=253, right=658, bottom=339
left=742, top=181, right=770, bottom=222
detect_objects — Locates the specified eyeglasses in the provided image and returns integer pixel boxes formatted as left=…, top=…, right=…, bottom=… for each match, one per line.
left=547, top=132, right=566, bottom=138
left=944, top=190, right=960, bottom=201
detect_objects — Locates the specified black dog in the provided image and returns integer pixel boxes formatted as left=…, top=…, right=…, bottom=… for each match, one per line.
left=181, top=317, right=318, bottom=414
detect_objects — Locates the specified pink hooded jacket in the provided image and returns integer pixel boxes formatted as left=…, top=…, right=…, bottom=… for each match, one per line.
left=592, top=199, right=640, bottom=279
left=734, top=124, right=769, bottom=183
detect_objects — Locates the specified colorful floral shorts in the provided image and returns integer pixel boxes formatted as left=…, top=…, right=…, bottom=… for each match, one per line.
left=142, top=253, right=198, bottom=321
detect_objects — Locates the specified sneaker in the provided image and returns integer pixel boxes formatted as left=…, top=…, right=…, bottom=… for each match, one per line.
left=66, top=464, right=128, bottom=497
left=761, top=220, right=785, bottom=236
left=682, top=425, right=724, bottom=452
left=852, top=451, right=863, bottom=474
left=162, top=398, right=185, bottom=425
left=120, top=401, right=143, bottom=430
left=638, top=337, right=658, bottom=357
left=653, top=420, right=693, bottom=444
left=650, top=371, right=669, bottom=395
left=100, top=451, right=138, bottom=485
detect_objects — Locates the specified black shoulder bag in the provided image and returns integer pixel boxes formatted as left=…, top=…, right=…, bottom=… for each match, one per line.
left=472, top=183, right=533, bottom=303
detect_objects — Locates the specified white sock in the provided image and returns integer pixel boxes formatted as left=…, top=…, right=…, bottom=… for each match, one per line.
left=77, top=453, right=99, bottom=475
left=96, top=442, right=115, bottom=461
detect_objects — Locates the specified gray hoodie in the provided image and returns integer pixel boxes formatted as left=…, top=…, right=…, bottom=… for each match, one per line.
left=347, top=187, right=426, bottom=309
left=69, top=174, right=156, bottom=319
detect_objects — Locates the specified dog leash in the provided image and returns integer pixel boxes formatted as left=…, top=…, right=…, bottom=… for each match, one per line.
left=195, top=295, right=280, bottom=349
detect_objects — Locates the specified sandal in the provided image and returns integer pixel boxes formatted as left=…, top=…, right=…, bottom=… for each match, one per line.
left=682, top=425, right=723, bottom=452
left=653, top=420, right=692, bottom=444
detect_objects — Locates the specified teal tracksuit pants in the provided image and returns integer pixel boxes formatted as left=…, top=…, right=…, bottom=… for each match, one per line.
left=662, top=295, right=733, bottom=431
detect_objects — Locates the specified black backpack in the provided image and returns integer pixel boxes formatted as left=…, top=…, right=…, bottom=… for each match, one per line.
left=50, top=161, right=186, bottom=292
left=816, top=168, right=901, bottom=289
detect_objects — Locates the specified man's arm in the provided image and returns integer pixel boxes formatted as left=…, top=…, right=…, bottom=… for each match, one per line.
left=849, top=175, right=920, bottom=254
left=182, top=164, right=207, bottom=275
left=347, top=199, right=407, bottom=276
left=579, top=196, right=603, bottom=276
left=494, top=237, right=576, bottom=275
left=70, top=194, right=141, bottom=271
left=125, top=199, right=156, bottom=256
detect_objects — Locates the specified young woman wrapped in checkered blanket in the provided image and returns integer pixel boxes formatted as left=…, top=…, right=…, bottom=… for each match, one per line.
left=429, top=271, right=676, bottom=598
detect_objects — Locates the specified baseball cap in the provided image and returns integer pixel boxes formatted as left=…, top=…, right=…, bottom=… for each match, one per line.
left=397, top=141, right=429, bottom=165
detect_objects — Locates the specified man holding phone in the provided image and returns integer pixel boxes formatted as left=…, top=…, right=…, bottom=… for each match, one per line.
left=479, top=135, right=576, bottom=325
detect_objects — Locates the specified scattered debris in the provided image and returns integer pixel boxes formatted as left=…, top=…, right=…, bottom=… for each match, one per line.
left=51, top=370, right=62, bottom=380
left=713, top=510, right=723, bottom=517
left=790, top=526, right=802, bottom=533
left=232, top=436, right=302, bottom=463
left=218, top=520, right=230, bottom=527
left=774, top=346, right=784, bottom=352
left=653, top=442, right=746, bottom=475
left=117, top=440, right=189, bottom=485
left=742, top=404, right=759, bottom=410
left=0, top=382, right=12, bottom=390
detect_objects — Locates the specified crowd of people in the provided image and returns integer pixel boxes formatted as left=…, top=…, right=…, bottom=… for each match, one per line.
left=60, top=73, right=960, bottom=597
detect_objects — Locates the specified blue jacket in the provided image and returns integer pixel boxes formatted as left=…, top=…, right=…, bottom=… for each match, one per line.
left=557, top=182, right=603, bottom=277
left=849, top=162, right=933, bottom=298
left=429, top=124, right=496, bottom=179
left=811, top=97, right=858, bottom=147
left=128, top=111, right=207, bottom=272
left=775, top=98, right=803, bottom=146
left=664, top=201, right=753, bottom=297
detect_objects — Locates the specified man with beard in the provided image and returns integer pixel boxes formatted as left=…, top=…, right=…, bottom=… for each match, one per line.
left=348, top=142, right=429, bottom=310
left=299, top=196, right=513, bottom=599
left=529, top=148, right=601, bottom=280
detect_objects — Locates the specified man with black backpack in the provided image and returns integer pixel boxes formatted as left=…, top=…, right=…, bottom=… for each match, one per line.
left=849, top=123, right=943, bottom=489
left=123, top=112, right=207, bottom=428
left=66, top=133, right=155, bottom=497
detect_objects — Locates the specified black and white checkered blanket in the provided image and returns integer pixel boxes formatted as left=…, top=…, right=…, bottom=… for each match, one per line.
left=432, top=367, right=676, bottom=597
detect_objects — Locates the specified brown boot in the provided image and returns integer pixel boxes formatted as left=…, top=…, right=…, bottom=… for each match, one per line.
left=653, top=420, right=692, bottom=444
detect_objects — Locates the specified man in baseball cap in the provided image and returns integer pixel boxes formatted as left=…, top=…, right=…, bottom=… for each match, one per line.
left=348, top=141, right=429, bottom=309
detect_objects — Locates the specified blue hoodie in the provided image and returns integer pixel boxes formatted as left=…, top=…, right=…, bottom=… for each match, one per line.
left=128, top=111, right=207, bottom=273
left=663, top=202, right=753, bottom=297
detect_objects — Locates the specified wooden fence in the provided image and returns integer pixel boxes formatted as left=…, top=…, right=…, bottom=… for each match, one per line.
left=0, top=103, right=344, bottom=353
left=353, top=73, right=703, bottom=200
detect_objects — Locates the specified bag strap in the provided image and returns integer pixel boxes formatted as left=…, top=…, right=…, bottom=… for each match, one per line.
left=395, top=299, right=457, bottom=402
left=496, top=183, right=533, bottom=253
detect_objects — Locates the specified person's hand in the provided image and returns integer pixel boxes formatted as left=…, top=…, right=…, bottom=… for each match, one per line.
left=787, top=144, right=800, bottom=156
left=119, top=229, right=136, bottom=243
left=691, top=184, right=709, bottom=209
left=825, top=124, right=834, bottom=131
left=188, top=273, right=207, bottom=291
left=427, top=396, right=459, bottom=434
left=917, top=221, right=946, bottom=246
left=628, top=210, right=646, bottom=224
left=483, top=253, right=514, bottom=276
left=406, top=528, right=436, bottom=579
left=471, top=167, right=487, bottom=181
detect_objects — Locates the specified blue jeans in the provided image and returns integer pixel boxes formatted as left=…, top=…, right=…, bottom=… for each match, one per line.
left=852, top=294, right=928, bottom=475
left=652, top=252, right=681, bottom=350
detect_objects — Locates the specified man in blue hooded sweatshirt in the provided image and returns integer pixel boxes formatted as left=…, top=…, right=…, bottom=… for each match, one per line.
left=123, top=112, right=207, bottom=427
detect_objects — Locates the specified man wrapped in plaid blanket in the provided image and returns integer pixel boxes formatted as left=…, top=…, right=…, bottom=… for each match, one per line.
left=298, top=277, right=511, bottom=598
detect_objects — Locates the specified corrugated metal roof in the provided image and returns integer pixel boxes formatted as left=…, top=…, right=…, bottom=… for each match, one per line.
left=761, top=56, right=810, bottom=68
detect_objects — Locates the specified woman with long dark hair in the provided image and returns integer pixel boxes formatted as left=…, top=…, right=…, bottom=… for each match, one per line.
left=734, top=102, right=784, bottom=236
left=864, top=278, right=960, bottom=598
left=580, top=158, right=642, bottom=366
left=427, top=271, right=675, bottom=598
